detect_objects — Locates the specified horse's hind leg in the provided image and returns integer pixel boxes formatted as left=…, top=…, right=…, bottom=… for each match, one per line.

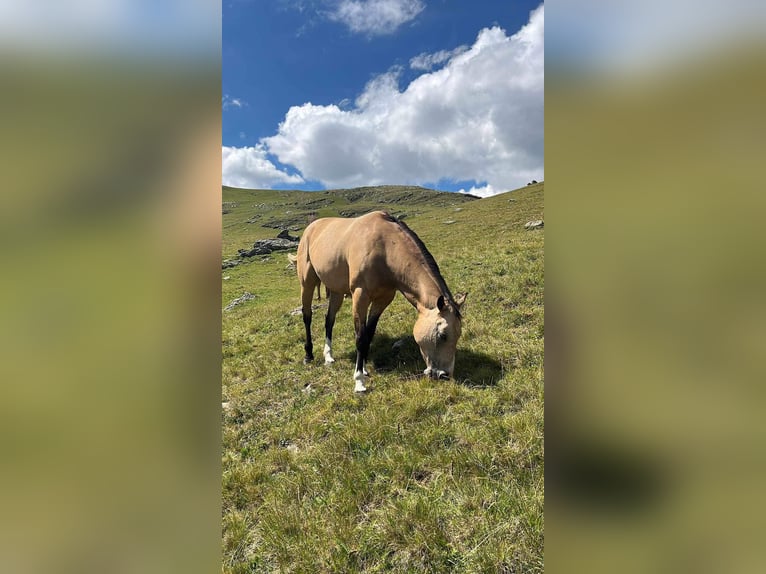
left=323, top=291, right=344, bottom=365
left=300, top=271, right=320, bottom=364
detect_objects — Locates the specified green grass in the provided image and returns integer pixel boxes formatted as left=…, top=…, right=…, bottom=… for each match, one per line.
left=222, top=183, right=544, bottom=573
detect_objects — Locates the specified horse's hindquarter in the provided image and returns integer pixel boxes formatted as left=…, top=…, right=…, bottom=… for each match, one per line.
left=300, top=217, right=354, bottom=294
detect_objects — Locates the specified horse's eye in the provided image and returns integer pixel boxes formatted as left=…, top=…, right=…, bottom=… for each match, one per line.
left=437, top=331, right=448, bottom=342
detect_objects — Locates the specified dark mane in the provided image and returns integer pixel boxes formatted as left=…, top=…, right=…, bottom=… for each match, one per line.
left=382, top=212, right=461, bottom=318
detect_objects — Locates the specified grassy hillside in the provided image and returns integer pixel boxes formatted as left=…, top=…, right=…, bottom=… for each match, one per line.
left=222, top=183, right=544, bottom=572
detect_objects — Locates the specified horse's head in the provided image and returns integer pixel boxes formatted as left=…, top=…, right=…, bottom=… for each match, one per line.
left=413, top=292, right=467, bottom=380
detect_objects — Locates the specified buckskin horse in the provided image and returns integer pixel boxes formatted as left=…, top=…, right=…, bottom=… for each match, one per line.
left=297, top=211, right=466, bottom=392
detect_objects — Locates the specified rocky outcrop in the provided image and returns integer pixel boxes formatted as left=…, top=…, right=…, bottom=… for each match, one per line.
left=277, top=229, right=300, bottom=241
left=239, top=236, right=300, bottom=258
left=223, top=231, right=301, bottom=269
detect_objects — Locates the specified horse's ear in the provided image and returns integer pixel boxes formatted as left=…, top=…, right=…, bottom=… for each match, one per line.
left=436, top=295, right=446, bottom=311
left=454, top=292, right=467, bottom=308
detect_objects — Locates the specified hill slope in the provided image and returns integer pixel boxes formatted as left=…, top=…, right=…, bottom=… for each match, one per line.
left=222, top=184, right=478, bottom=258
left=222, top=183, right=544, bottom=573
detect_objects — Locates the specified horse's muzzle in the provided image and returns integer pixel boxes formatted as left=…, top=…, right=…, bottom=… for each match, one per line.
left=424, top=368, right=451, bottom=380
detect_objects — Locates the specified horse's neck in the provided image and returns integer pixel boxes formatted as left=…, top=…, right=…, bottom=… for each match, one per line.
left=395, top=263, right=442, bottom=311
left=384, top=222, right=443, bottom=311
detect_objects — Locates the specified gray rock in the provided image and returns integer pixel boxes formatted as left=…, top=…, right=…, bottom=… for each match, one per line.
left=238, top=245, right=269, bottom=257
left=240, top=238, right=299, bottom=257
left=256, top=238, right=299, bottom=251
left=224, top=292, right=255, bottom=311
left=277, top=229, right=300, bottom=241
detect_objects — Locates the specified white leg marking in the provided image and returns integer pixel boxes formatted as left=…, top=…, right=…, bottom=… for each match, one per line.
left=323, top=338, right=334, bottom=365
left=354, top=370, right=367, bottom=393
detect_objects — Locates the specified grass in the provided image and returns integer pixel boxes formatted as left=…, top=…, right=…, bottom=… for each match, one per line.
left=222, top=183, right=544, bottom=573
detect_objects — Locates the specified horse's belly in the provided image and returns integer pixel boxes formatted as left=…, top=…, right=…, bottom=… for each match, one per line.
left=313, top=258, right=350, bottom=294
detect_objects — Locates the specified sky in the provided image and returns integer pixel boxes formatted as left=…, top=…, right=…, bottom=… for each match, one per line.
left=222, top=0, right=544, bottom=197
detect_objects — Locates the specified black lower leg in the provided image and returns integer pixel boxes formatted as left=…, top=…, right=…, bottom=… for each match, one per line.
left=355, top=330, right=369, bottom=373
left=324, top=314, right=334, bottom=346
left=303, top=312, right=314, bottom=362
left=354, top=314, right=379, bottom=373
left=365, top=314, right=380, bottom=344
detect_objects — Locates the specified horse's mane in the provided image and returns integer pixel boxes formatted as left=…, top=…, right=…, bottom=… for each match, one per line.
left=382, top=212, right=461, bottom=318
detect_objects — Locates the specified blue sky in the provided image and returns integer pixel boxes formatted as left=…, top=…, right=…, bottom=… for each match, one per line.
left=223, top=1, right=544, bottom=196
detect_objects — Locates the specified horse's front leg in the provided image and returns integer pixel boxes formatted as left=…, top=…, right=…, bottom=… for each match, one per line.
left=350, top=291, right=395, bottom=392
left=351, top=289, right=371, bottom=392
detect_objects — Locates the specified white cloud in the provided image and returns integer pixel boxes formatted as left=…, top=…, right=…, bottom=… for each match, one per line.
left=263, top=4, right=544, bottom=195
left=222, top=145, right=305, bottom=189
left=457, top=184, right=497, bottom=199
left=222, top=94, right=246, bottom=110
left=410, top=45, right=469, bottom=71
left=329, top=0, right=424, bottom=36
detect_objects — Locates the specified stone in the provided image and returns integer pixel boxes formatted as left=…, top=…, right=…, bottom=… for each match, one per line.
left=276, top=229, right=300, bottom=242
left=224, top=292, right=255, bottom=311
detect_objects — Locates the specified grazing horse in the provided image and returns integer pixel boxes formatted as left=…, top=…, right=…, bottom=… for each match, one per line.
left=297, top=211, right=466, bottom=392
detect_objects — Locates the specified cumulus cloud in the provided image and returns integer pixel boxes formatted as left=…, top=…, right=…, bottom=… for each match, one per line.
left=329, top=0, right=425, bottom=36
left=263, top=4, right=544, bottom=195
left=409, top=45, right=469, bottom=71
left=457, top=184, right=498, bottom=199
left=222, top=145, right=304, bottom=189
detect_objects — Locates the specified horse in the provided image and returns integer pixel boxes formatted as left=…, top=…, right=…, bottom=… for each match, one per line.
left=297, top=211, right=467, bottom=392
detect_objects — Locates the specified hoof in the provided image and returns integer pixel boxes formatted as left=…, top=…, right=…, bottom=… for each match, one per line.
left=304, top=356, right=314, bottom=365
left=324, top=357, right=335, bottom=365
left=354, top=370, right=367, bottom=393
